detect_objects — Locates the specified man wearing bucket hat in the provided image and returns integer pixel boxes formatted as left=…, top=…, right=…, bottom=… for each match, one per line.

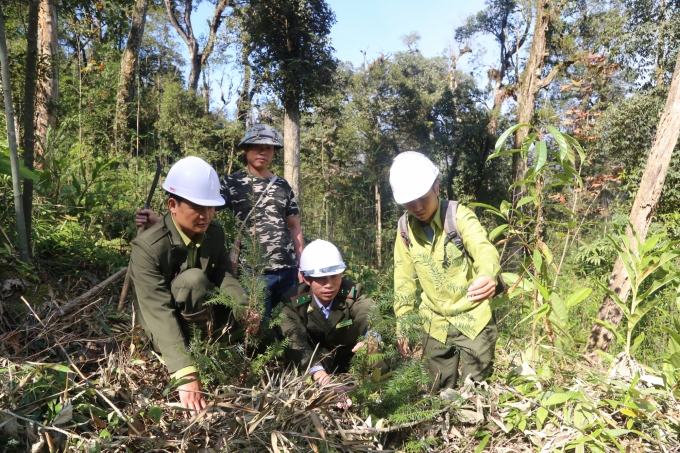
left=130, top=156, right=249, bottom=413
left=279, top=239, right=387, bottom=390
left=222, top=124, right=303, bottom=317
left=136, top=124, right=303, bottom=319
left=389, top=151, right=501, bottom=390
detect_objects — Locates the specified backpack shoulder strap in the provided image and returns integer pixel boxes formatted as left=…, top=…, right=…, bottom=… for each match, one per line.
left=441, top=200, right=468, bottom=260
left=398, top=212, right=411, bottom=249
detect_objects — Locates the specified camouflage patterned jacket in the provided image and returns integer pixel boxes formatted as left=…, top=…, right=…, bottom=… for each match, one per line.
left=221, top=169, right=300, bottom=271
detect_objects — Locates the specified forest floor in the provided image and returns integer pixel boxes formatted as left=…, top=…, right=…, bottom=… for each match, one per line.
left=1, top=259, right=679, bottom=453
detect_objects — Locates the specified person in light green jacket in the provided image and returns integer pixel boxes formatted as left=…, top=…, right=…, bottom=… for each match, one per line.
left=390, top=152, right=501, bottom=390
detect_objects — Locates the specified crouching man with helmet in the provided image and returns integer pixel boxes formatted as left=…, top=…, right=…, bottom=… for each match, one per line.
left=279, top=240, right=388, bottom=402
left=129, top=156, right=249, bottom=413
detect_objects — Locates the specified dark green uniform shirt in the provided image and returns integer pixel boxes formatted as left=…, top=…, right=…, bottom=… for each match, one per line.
left=279, top=279, right=378, bottom=373
left=130, top=213, right=247, bottom=374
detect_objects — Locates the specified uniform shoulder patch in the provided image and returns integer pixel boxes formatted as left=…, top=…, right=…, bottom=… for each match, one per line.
left=338, top=286, right=356, bottom=299
left=290, top=292, right=311, bottom=308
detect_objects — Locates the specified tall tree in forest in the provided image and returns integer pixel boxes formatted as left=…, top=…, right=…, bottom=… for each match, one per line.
left=587, top=50, right=680, bottom=353
left=22, top=0, right=39, bottom=255
left=36, top=0, right=58, bottom=153
left=163, top=0, right=231, bottom=92
left=512, top=0, right=568, bottom=185
left=241, top=0, right=337, bottom=202
left=0, top=7, right=30, bottom=263
left=115, top=0, right=149, bottom=152
left=455, top=0, right=530, bottom=135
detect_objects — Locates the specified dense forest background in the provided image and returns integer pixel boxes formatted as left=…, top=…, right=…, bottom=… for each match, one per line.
left=3, top=0, right=680, bottom=451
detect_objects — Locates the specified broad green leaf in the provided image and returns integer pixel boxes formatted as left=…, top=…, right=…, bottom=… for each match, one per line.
left=668, top=352, right=680, bottom=368
left=547, top=125, right=575, bottom=165
left=565, top=134, right=586, bottom=163
left=537, top=241, right=554, bottom=266
left=534, top=141, right=548, bottom=173
left=550, top=292, right=568, bottom=325
left=489, top=224, right=508, bottom=240
left=493, top=123, right=532, bottom=156
left=500, top=200, right=511, bottom=217
left=564, top=288, right=592, bottom=308
left=630, top=333, right=645, bottom=355
left=516, top=196, right=535, bottom=208
left=536, top=406, right=549, bottom=427
left=468, top=202, right=502, bottom=214
left=148, top=406, right=162, bottom=424
left=521, top=133, right=538, bottom=153
left=519, top=302, right=550, bottom=324
left=593, top=319, right=625, bottom=345
left=49, top=364, right=74, bottom=374
left=542, top=392, right=572, bottom=406
left=474, top=434, right=490, bottom=453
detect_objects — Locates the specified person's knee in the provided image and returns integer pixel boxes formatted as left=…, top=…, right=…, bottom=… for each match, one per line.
left=172, top=269, right=215, bottom=313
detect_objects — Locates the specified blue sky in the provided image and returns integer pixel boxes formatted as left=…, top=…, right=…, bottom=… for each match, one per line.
left=188, top=0, right=492, bottom=112
left=328, top=0, right=487, bottom=67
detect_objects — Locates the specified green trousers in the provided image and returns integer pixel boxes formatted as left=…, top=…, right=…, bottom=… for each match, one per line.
left=422, top=315, right=498, bottom=390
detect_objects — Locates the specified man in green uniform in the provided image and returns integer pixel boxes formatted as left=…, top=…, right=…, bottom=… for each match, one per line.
left=279, top=239, right=384, bottom=392
left=130, top=156, right=249, bottom=413
left=390, top=152, right=501, bottom=390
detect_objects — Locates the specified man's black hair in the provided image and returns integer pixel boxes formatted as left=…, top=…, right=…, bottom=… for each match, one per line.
left=166, top=191, right=185, bottom=204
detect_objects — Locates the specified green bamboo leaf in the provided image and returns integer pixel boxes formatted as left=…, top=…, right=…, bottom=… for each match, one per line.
left=474, top=435, right=490, bottom=453
left=49, top=364, right=74, bottom=373
left=489, top=224, right=508, bottom=240
left=542, top=392, right=571, bottom=406
left=546, top=125, right=575, bottom=165
left=534, top=141, right=548, bottom=173
left=516, top=196, right=535, bottom=208
left=564, top=288, right=592, bottom=308
left=565, top=134, right=586, bottom=163
left=493, top=123, right=532, bottom=155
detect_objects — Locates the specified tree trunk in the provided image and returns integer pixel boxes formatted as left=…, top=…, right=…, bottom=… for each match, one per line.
left=114, top=0, right=148, bottom=152
left=375, top=180, right=382, bottom=268
left=284, top=100, right=301, bottom=205
left=0, top=7, right=30, bottom=263
left=36, top=0, right=58, bottom=154
left=513, top=0, right=562, bottom=185
left=237, top=61, right=251, bottom=124
left=587, top=49, right=680, bottom=352
left=22, top=0, right=39, bottom=256
left=163, top=0, right=230, bottom=92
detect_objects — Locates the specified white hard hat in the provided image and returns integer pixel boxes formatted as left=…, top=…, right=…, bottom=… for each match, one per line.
left=300, top=239, right=347, bottom=277
left=389, top=151, right=439, bottom=204
left=162, top=156, right=225, bottom=206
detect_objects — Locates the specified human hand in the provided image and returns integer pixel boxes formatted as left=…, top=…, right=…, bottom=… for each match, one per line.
left=136, top=209, right=161, bottom=230
left=397, top=337, right=410, bottom=359
left=352, top=336, right=379, bottom=355
left=467, top=275, right=496, bottom=302
left=177, top=373, right=207, bottom=414
left=244, top=310, right=260, bottom=335
left=312, top=369, right=332, bottom=386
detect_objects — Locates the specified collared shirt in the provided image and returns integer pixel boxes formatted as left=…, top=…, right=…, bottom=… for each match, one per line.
left=171, top=216, right=204, bottom=269
left=314, top=294, right=333, bottom=319
left=393, top=199, right=500, bottom=343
